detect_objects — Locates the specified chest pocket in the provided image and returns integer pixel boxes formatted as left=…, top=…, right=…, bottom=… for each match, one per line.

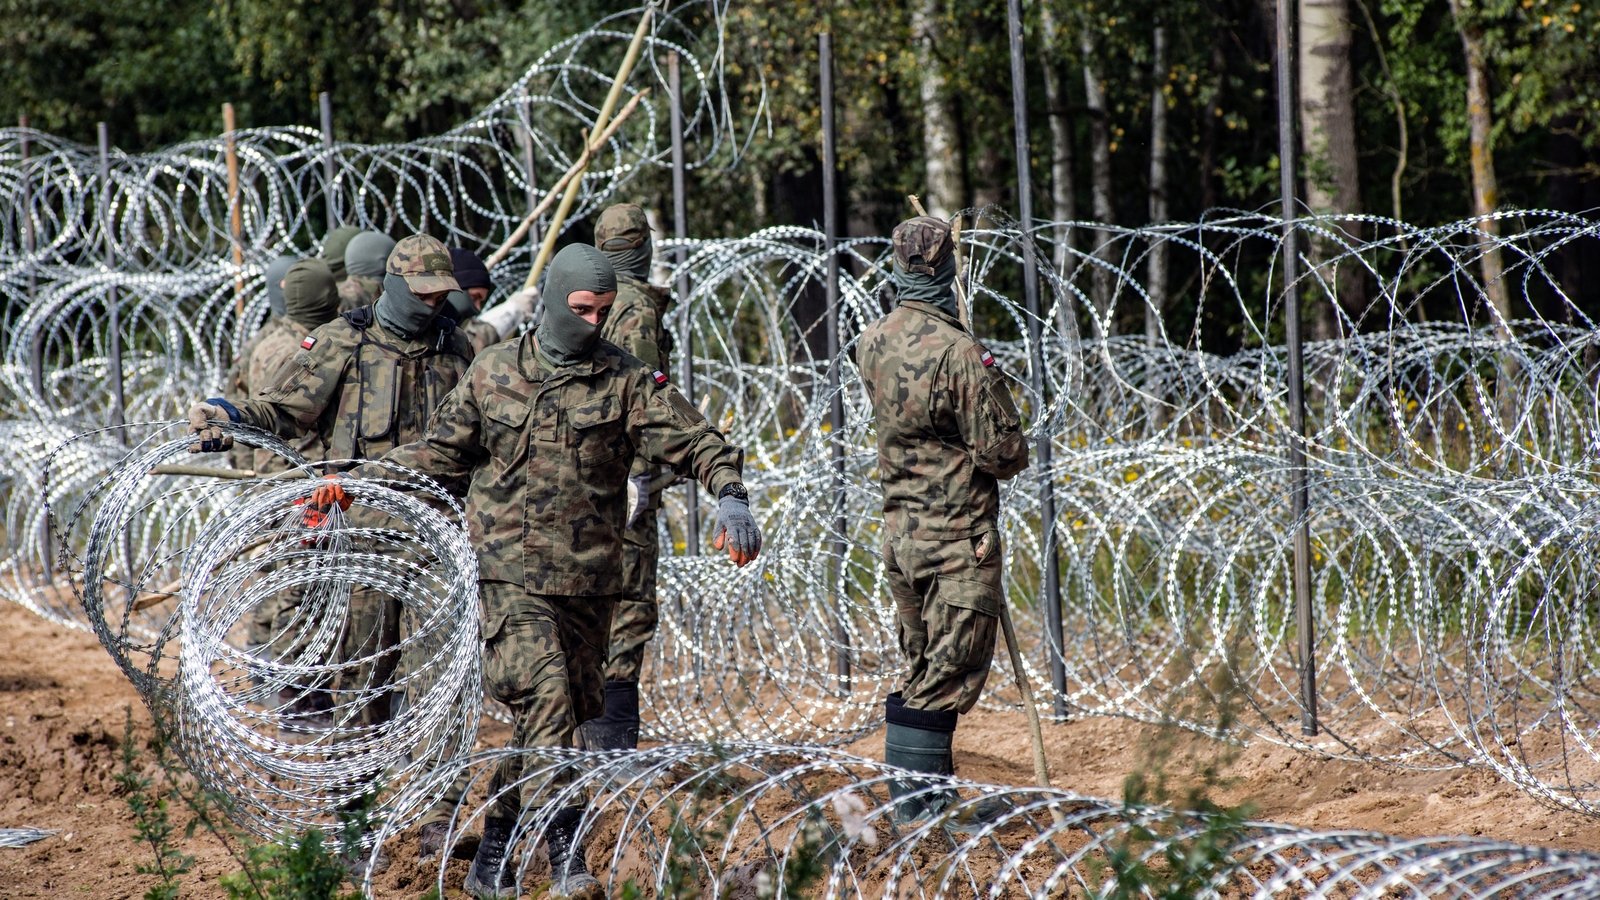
left=567, top=397, right=627, bottom=467
left=482, top=386, right=532, bottom=472
left=357, top=356, right=400, bottom=442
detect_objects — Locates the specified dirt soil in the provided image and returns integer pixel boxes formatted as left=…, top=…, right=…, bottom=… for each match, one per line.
left=1, top=599, right=1596, bottom=898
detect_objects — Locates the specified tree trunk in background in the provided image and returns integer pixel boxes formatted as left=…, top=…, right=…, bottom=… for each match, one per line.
left=1298, top=0, right=1364, bottom=340
left=1145, top=20, right=1170, bottom=347
left=1039, top=0, right=1077, bottom=279
left=1446, top=0, right=1510, bottom=333
left=974, top=142, right=1003, bottom=212
left=1080, top=27, right=1115, bottom=335
left=912, top=0, right=962, bottom=217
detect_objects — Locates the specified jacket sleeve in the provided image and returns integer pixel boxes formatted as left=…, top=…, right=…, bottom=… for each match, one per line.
left=951, top=344, right=1029, bottom=480
left=628, top=371, right=743, bottom=496
left=228, top=330, right=347, bottom=439
left=358, top=365, right=486, bottom=485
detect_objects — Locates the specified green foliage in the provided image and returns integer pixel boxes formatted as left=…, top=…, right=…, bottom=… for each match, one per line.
left=115, top=705, right=366, bottom=900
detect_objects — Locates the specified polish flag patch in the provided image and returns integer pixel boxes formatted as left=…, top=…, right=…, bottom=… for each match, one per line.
left=979, top=348, right=995, bottom=367
left=301, top=336, right=318, bottom=350
left=652, top=370, right=669, bottom=385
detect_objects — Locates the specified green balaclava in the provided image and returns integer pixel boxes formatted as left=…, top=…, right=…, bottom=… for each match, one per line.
left=445, top=290, right=477, bottom=322
left=321, top=226, right=363, bottom=282
left=890, top=215, right=959, bottom=318
left=536, top=243, right=617, bottom=366
left=346, top=231, right=396, bottom=279
left=282, top=259, right=339, bottom=329
left=264, top=255, right=297, bottom=317
left=594, top=203, right=652, bottom=282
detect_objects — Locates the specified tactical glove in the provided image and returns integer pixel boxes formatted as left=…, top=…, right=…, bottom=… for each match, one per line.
left=624, top=472, right=653, bottom=530
left=295, top=474, right=352, bottom=529
left=187, top=401, right=236, bottom=453
left=711, top=487, right=761, bottom=567
left=479, top=286, right=540, bottom=340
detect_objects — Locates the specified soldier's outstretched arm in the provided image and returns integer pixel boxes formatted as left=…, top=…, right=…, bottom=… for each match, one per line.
left=186, top=336, right=350, bottom=452
left=952, top=345, right=1030, bottom=479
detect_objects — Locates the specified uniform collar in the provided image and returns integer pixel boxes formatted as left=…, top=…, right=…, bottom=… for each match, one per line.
left=899, top=299, right=967, bottom=332
left=517, top=332, right=618, bottom=381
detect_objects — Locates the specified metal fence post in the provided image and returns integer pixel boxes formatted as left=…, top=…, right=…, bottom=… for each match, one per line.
left=819, top=31, right=852, bottom=689
left=98, top=122, right=127, bottom=442
left=320, top=92, right=336, bottom=231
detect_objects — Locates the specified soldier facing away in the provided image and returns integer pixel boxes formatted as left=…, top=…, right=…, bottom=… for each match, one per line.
left=303, top=242, right=761, bottom=899
left=582, top=202, right=677, bottom=753
left=338, top=230, right=395, bottom=313
left=856, top=215, right=1029, bottom=826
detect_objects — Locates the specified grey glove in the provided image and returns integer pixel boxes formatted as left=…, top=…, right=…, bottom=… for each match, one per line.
left=712, top=489, right=761, bottom=565
left=187, top=401, right=234, bottom=453
left=624, top=472, right=652, bottom=530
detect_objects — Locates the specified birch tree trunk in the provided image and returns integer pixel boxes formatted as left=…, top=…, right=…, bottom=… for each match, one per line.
left=1446, top=0, right=1510, bottom=334
left=912, top=0, right=963, bottom=217
left=1298, top=0, right=1364, bottom=340
left=1080, top=26, right=1115, bottom=335
left=1145, top=19, right=1170, bottom=347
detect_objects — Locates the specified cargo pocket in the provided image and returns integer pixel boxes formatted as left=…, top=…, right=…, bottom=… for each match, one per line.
left=357, top=358, right=399, bottom=442
left=482, top=387, right=532, bottom=473
left=568, top=398, right=627, bottom=468
left=932, top=576, right=1001, bottom=675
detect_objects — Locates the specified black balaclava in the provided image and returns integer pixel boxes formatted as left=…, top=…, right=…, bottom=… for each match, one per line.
left=264, top=255, right=297, bottom=317
left=321, top=226, right=362, bottom=282
left=376, top=273, right=442, bottom=339
left=445, top=290, right=477, bottom=321
left=535, top=243, right=617, bottom=366
left=346, top=231, right=396, bottom=279
left=282, top=259, right=339, bottom=329
left=447, top=248, right=493, bottom=320
left=893, top=252, right=958, bottom=318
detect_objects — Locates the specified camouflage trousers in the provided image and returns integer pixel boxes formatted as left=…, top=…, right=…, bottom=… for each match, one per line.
left=604, top=502, right=661, bottom=683
left=477, top=582, right=616, bottom=819
left=336, top=585, right=404, bottom=729
left=884, top=527, right=1004, bottom=714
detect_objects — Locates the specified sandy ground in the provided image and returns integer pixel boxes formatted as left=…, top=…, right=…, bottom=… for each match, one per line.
left=1, top=599, right=1596, bottom=898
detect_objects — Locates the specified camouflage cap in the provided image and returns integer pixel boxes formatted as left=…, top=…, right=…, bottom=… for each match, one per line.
left=595, top=203, right=651, bottom=251
left=891, top=216, right=954, bottom=276
left=386, top=234, right=460, bottom=294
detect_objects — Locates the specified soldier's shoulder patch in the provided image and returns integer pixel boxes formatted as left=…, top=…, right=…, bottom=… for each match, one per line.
left=652, top=370, right=669, bottom=385
left=301, top=335, right=317, bottom=350
left=978, top=346, right=995, bottom=367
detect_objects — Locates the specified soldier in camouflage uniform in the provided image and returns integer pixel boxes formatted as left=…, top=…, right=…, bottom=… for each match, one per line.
left=322, top=225, right=362, bottom=287
left=226, top=255, right=298, bottom=473
left=579, top=203, right=676, bottom=753
left=857, top=216, right=1029, bottom=826
left=338, top=231, right=394, bottom=313
left=308, top=243, right=761, bottom=899
left=187, top=235, right=473, bottom=873
left=229, top=258, right=341, bottom=652
left=447, top=247, right=505, bottom=354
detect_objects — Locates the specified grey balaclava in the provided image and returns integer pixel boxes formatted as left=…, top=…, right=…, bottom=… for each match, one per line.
left=893, top=253, right=958, bottom=317
left=345, top=231, right=396, bottom=278
left=376, top=274, right=440, bottom=339
left=282, top=259, right=339, bottom=329
left=321, top=226, right=362, bottom=282
left=536, top=243, right=617, bottom=366
left=264, top=255, right=297, bottom=317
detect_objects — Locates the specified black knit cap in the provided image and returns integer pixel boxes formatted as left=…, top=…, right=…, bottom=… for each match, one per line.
left=448, top=247, right=493, bottom=292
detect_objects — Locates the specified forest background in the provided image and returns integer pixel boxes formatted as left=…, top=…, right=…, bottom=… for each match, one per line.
left=2, top=0, right=1597, bottom=344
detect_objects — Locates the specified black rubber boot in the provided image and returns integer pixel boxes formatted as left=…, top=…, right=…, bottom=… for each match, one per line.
left=463, top=816, right=517, bottom=900
left=579, top=681, right=640, bottom=751
left=545, top=807, right=602, bottom=899
left=883, top=693, right=958, bottom=825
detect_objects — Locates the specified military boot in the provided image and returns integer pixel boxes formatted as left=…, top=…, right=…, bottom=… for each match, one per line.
left=883, top=693, right=958, bottom=824
left=545, top=807, right=602, bottom=899
left=463, top=816, right=517, bottom=900
left=579, top=680, right=640, bottom=751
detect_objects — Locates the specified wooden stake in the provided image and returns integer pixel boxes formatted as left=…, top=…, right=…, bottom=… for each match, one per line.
left=223, top=103, right=244, bottom=316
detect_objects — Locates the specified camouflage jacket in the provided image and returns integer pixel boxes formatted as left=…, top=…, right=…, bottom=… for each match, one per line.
left=240, top=316, right=327, bottom=474
left=600, top=276, right=672, bottom=373
left=857, top=300, right=1028, bottom=540
left=337, top=274, right=382, bottom=314
left=365, top=333, right=744, bottom=594
left=225, top=317, right=276, bottom=471
left=228, top=308, right=473, bottom=477
left=460, top=317, right=502, bottom=356
left=600, top=276, right=674, bottom=480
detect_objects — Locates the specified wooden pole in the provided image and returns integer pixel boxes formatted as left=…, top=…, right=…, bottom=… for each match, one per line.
left=669, top=51, right=700, bottom=555
left=223, top=103, right=244, bottom=316
left=520, top=5, right=656, bottom=291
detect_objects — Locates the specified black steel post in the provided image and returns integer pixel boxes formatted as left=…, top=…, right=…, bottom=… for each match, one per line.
left=669, top=51, right=701, bottom=556
left=21, top=115, right=43, bottom=401
left=819, top=32, right=852, bottom=689
left=99, top=123, right=127, bottom=441
left=1275, top=0, right=1319, bottom=737
left=1006, top=0, right=1068, bottom=717
left=320, top=92, right=336, bottom=231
